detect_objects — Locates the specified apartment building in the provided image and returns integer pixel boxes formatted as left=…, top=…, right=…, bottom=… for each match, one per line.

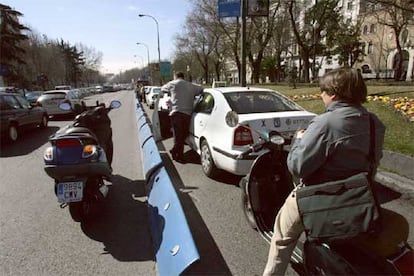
left=355, top=3, right=414, bottom=81
left=222, top=0, right=413, bottom=83
left=300, top=0, right=413, bottom=81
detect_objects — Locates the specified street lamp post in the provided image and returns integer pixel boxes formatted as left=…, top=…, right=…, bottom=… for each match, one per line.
left=133, top=54, right=144, bottom=68
left=138, top=14, right=161, bottom=71
left=136, top=42, right=150, bottom=79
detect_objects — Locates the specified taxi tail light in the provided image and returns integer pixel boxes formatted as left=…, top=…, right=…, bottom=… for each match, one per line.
left=234, top=125, right=253, bottom=146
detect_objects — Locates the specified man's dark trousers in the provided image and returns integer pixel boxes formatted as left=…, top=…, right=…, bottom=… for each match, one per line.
left=170, top=112, right=191, bottom=160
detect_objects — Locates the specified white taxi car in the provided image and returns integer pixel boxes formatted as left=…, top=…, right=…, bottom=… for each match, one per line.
left=186, top=87, right=316, bottom=178
left=145, top=86, right=161, bottom=109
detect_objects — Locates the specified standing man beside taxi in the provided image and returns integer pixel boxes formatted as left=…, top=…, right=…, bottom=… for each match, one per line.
left=161, top=71, right=203, bottom=163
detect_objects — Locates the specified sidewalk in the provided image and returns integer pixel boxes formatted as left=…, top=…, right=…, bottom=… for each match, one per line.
left=375, top=150, right=414, bottom=204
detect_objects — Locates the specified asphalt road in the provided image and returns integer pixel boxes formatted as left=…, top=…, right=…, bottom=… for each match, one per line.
left=0, top=90, right=412, bottom=275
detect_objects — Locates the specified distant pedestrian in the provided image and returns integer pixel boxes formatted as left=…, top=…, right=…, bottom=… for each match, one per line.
left=161, top=71, right=203, bottom=162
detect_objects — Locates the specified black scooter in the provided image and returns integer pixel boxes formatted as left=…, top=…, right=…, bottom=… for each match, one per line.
left=224, top=110, right=414, bottom=275
left=43, top=99, right=121, bottom=222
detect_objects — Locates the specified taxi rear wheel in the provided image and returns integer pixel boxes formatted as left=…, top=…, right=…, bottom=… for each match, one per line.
left=200, top=140, right=219, bottom=178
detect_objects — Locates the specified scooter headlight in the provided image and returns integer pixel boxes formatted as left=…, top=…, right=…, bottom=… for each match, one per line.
left=270, top=134, right=285, bottom=145
left=44, top=147, right=54, bottom=161
left=82, top=145, right=98, bottom=159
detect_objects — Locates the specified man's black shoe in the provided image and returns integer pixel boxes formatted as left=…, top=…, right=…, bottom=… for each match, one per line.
left=169, top=149, right=186, bottom=163
left=174, top=157, right=186, bottom=164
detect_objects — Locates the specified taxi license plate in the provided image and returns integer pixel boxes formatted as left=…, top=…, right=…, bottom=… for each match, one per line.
left=57, top=181, right=83, bottom=203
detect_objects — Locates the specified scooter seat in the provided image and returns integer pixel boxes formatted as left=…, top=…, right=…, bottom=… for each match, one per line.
left=63, top=127, right=98, bottom=140
left=351, top=208, right=409, bottom=257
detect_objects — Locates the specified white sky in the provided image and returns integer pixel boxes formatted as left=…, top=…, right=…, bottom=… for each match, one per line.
left=4, top=0, right=192, bottom=74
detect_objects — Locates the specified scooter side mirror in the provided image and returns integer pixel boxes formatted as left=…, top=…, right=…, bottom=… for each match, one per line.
left=110, top=100, right=121, bottom=109
left=225, top=111, right=239, bottom=128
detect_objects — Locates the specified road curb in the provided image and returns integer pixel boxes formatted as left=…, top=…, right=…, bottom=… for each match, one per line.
left=375, top=170, right=414, bottom=204
left=381, top=150, right=414, bottom=180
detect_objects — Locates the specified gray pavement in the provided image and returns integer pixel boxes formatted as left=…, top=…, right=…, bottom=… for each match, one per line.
left=376, top=150, right=414, bottom=204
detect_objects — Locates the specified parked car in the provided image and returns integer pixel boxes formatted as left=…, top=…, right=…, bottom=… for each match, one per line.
left=141, top=86, right=151, bottom=103
left=158, top=90, right=172, bottom=111
left=95, top=85, right=103, bottom=93
left=145, top=86, right=161, bottom=109
left=55, top=85, right=72, bottom=90
left=156, top=90, right=173, bottom=138
left=36, top=89, right=82, bottom=117
left=102, top=85, right=115, bottom=93
left=184, top=87, right=316, bottom=177
left=0, top=86, right=28, bottom=97
left=0, top=92, right=48, bottom=142
left=25, top=91, right=44, bottom=104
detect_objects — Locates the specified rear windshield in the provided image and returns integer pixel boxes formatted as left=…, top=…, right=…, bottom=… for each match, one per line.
left=224, top=91, right=303, bottom=114
left=40, top=92, right=67, bottom=100
left=152, top=88, right=161, bottom=94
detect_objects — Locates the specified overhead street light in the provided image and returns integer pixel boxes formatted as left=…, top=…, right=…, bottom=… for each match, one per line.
left=138, top=14, right=161, bottom=72
left=136, top=42, right=151, bottom=79
left=133, top=54, right=144, bottom=68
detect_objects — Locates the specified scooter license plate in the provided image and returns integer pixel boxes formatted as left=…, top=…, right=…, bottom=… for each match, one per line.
left=57, top=181, right=83, bottom=203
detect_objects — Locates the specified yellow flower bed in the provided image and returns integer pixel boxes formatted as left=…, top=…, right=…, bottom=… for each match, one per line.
left=289, top=94, right=414, bottom=122
left=367, top=96, right=414, bottom=122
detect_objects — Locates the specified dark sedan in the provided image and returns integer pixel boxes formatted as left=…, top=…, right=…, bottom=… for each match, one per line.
left=0, top=92, right=48, bottom=143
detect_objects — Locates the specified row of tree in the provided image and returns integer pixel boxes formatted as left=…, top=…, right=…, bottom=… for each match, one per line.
left=0, top=3, right=105, bottom=90
left=170, top=0, right=414, bottom=84
left=1, top=1, right=413, bottom=88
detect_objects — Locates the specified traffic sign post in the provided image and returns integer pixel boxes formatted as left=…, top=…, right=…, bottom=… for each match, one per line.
left=218, top=0, right=241, bottom=18
left=160, top=61, right=172, bottom=79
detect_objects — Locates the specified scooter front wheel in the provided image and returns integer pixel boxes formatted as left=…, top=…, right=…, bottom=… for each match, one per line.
left=69, top=200, right=91, bottom=222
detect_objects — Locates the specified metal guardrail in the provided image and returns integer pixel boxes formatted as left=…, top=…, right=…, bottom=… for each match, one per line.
left=135, top=99, right=200, bottom=275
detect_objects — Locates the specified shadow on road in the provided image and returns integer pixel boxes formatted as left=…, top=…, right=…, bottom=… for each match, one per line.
left=159, top=151, right=233, bottom=275
left=181, top=148, right=242, bottom=186
left=81, top=174, right=155, bottom=262
left=0, top=126, right=59, bottom=157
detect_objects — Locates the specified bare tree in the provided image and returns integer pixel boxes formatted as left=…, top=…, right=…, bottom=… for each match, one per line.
left=76, top=43, right=103, bottom=86
left=245, top=1, right=281, bottom=84
left=327, top=20, right=363, bottom=67
left=287, top=0, right=341, bottom=82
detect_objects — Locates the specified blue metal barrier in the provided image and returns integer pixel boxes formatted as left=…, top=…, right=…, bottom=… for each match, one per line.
left=147, top=167, right=200, bottom=276
left=140, top=134, right=163, bottom=179
left=136, top=110, right=147, bottom=129
left=135, top=98, right=200, bottom=275
left=137, top=123, right=153, bottom=148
